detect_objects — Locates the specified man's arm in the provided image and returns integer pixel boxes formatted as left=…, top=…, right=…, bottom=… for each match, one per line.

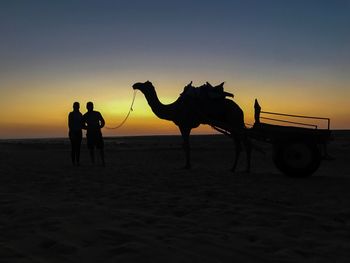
left=68, top=112, right=72, bottom=130
left=82, top=113, right=88, bottom=130
left=99, top=112, right=105, bottom=128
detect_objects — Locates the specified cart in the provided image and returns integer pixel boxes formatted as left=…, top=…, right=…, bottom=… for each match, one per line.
left=249, top=99, right=332, bottom=177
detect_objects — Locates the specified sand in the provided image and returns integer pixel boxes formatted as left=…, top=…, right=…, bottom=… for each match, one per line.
left=1, top=133, right=350, bottom=262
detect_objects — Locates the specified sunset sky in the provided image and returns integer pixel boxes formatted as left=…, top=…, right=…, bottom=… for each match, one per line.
left=0, top=0, right=349, bottom=138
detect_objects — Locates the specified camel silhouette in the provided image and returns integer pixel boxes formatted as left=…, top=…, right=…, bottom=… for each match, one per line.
left=132, top=81, right=251, bottom=172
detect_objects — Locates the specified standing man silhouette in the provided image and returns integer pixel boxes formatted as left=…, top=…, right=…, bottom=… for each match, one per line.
left=83, top=101, right=105, bottom=166
left=68, top=102, right=83, bottom=166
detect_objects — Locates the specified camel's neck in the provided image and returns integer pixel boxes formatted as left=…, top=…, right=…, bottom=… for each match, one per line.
left=140, top=88, right=175, bottom=121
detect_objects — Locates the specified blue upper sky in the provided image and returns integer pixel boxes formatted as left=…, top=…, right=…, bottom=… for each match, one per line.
left=1, top=0, right=349, bottom=75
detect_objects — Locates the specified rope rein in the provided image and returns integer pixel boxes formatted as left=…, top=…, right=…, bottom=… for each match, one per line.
left=105, top=90, right=138, bottom=129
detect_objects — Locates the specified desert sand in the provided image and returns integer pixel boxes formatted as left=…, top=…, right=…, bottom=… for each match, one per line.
left=1, top=132, right=350, bottom=262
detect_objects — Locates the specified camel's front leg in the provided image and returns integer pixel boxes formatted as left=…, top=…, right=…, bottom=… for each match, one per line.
left=180, top=126, right=191, bottom=169
left=243, top=135, right=252, bottom=173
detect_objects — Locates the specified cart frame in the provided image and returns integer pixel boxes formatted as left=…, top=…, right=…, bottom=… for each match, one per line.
left=249, top=99, right=331, bottom=177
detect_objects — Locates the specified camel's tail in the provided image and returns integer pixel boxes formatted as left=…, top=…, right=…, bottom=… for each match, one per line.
left=211, top=125, right=266, bottom=155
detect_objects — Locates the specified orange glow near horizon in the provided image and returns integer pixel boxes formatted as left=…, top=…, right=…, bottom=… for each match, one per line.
left=1, top=100, right=348, bottom=140
left=0, top=76, right=349, bottom=139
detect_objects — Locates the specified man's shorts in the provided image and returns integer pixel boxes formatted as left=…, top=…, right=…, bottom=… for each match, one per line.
left=86, top=131, right=104, bottom=149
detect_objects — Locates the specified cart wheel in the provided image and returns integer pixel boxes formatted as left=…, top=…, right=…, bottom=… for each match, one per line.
left=273, top=141, right=321, bottom=177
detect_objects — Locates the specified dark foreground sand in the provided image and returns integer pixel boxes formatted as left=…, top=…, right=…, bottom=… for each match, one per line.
left=1, top=132, right=350, bottom=262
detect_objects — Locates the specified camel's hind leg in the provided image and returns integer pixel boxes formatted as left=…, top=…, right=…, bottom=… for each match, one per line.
left=179, top=126, right=191, bottom=169
left=243, top=132, right=252, bottom=173
left=231, top=130, right=251, bottom=173
left=231, top=134, right=242, bottom=173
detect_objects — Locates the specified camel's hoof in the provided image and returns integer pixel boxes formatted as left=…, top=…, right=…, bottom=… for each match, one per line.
left=323, top=155, right=335, bottom=161
left=230, top=168, right=250, bottom=174
left=183, top=164, right=191, bottom=170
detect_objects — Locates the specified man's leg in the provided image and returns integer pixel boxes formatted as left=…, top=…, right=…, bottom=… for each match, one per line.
left=71, top=144, right=76, bottom=165
left=97, top=133, right=105, bottom=166
left=70, top=135, right=76, bottom=165
left=75, top=138, right=81, bottom=166
left=100, top=149, right=105, bottom=166
left=87, top=134, right=95, bottom=164
left=89, top=147, right=95, bottom=164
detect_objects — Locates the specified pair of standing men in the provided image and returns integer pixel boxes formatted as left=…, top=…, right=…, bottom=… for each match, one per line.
left=68, top=101, right=105, bottom=166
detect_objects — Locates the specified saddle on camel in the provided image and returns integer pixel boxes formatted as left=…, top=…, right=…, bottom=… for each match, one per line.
left=180, top=81, right=234, bottom=101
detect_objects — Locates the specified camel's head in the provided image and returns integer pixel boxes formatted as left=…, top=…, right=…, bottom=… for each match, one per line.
left=132, top=81, right=155, bottom=93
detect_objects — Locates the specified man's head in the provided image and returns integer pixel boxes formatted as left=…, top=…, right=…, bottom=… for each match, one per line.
left=86, top=101, right=94, bottom=112
left=73, top=102, right=80, bottom=111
